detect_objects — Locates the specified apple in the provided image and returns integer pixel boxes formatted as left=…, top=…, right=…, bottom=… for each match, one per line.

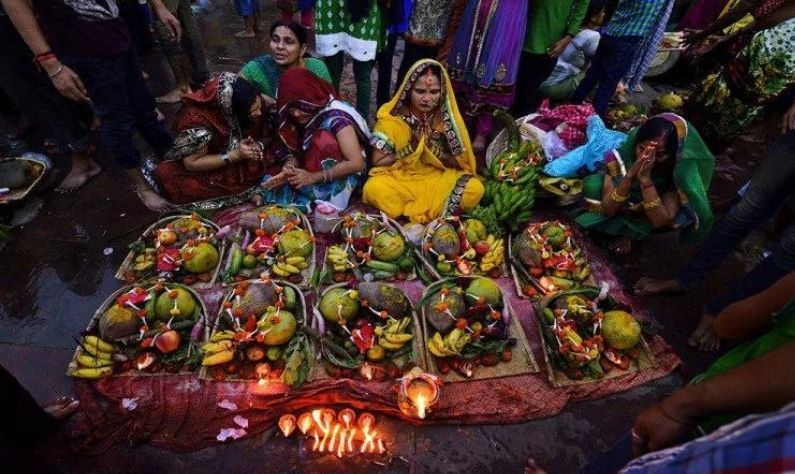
left=474, top=241, right=490, bottom=256
left=154, top=330, right=181, bottom=353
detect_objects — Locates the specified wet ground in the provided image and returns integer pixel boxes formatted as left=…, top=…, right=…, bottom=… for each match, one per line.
left=0, top=1, right=784, bottom=473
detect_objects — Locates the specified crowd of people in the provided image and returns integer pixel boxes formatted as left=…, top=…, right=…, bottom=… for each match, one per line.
left=1, top=0, right=795, bottom=472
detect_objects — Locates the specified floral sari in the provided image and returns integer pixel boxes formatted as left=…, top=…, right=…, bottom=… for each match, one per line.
left=152, top=72, right=270, bottom=206
left=363, top=59, right=484, bottom=223
left=259, top=68, right=370, bottom=212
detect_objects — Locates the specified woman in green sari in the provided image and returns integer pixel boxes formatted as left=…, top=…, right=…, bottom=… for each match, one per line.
left=576, top=113, right=715, bottom=254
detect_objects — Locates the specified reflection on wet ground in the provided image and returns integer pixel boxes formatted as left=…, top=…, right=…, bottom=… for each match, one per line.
left=0, top=1, right=782, bottom=472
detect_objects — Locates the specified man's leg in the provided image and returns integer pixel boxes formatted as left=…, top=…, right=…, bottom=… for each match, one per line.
left=176, top=0, right=210, bottom=85
left=376, top=33, right=398, bottom=107
left=512, top=52, right=558, bottom=116
left=588, top=35, right=640, bottom=116
left=123, top=49, right=173, bottom=159
left=152, top=0, right=192, bottom=102
left=572, top=36, right=611, bottom=105
left=353, top=58, right=375, bottom=119
left=324, top=52, right=344, bottom=91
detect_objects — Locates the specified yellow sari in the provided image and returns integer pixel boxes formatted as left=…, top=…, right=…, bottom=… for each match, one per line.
left=362, top=59, right=484, bottom=224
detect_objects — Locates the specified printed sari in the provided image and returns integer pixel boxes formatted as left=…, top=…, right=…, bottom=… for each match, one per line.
left=363, top=59, right=484, bottom=223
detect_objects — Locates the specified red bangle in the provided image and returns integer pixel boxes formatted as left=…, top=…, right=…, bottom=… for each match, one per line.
left=34, top=52, right=56, bottom=64
left=640, top=180, right=655, bottom=190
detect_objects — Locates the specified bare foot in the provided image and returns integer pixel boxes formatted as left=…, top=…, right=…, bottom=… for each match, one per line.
left=238, top=211, right=261, bottom=230
left=524, top=457, right=548, bottom=474
left=44, top=397, right=80, bottom=421
left=473, top=133, right=487, bottom=154
left=55, top=157, right=101, bottom=192
left=156, top=108, right=165, bottom=122
left=608, top=236, right=632, bottom=255
left=142, top=71, right=150, bottom=80
left=688, top=314, right=720, bottom=351
left=234, top=29, right=256, bottom=39
left=634, top=277, right=685, bottom=296
left=135, top=185, right=174, bottom=212
left=157, top=87, right=188, bottom=104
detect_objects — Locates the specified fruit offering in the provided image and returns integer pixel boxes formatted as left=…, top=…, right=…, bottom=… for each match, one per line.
left=224, top=205, right=315, bottom=287
left=511, top=220, right=593, bottom=298
left=68, top=284, right=207, bottom=378
left=203, top=278, right=310, bottom=387
left=324, top=212, right=415, bottom=283
left=478, top=111, right=544, bottom=230
left=422, top=277, right=516, bottom=379
left=419, top=215, right=505, bottom=278
left=605, top=103, right=648, bottom=132
left=314, top=281, right=417, bottom=380
left=538, top=287, right=645, bottom=383
left=120, top=214, right=223, bottom=286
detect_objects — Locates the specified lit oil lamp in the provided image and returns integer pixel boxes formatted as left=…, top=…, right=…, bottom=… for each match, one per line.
left=280, top=408, right=388, bottom=458
left=398, top=368, right=440, bottom=420
left=278, top=414, right=296, bottom=437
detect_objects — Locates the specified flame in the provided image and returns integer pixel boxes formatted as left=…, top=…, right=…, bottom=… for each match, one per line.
left=312, top=430, right=320, bottom=451
left=336, top=429, right=346, bottom=458
left=298, top=412, right=313, bottom=434
left=377, top=438, right=386, bottom=454
left=328, top=424, right=340, bottom=454
left=347, top=427, right=356, bottom=452
left=278, top=414, right=296, bottom=438
left=416, top=394, right=427, bottom=419
left=257, top=378, right=267, bottom=387
left=290, top=408, right=387, bottom=457
left=338, top=408, right=356, bottom=429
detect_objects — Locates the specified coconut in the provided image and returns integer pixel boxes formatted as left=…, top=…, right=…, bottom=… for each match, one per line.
left=318, top=288, right=360, bottom=323
left=512, top=232, right=543, bottom=268
left=371, top=231, right=405, bottom=262
left=425, top=287, right=465, bottom=333
left=466, top=278, right=502, bottom=308
left=235, top=284, right=278, bottom=315
left=654, top=92, right=683, bottom=111
left=182, top=242, right=219, bottom=274
left=402, top=223, right=425, bottom=246
left=99, top=304, right=141, bottom=341
left=358, top=282, right=409, bottom=317
left=257, top=308, right=297, bottom=346
left=278, top=229, right=312, bottom=258
left=429, top=222, right=460, bottom=259
left=257, top=206, right=300, bottom=234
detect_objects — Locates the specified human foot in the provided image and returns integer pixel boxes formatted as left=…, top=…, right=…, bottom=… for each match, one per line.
left=156, top=108, right=165, bottom=122
left=135, top=185, right=174, bottom=212
left=634, top=277, right=685, bottom=296
left=234, top=29, right=256, bottom=39
left=157, top=87, right=189, bottom=104
left=688, top=313, right=720, bottom=352
left=608, top=236, right=632, bottom=255
left=524, top=457, right=548, bottom=474
left=473, top=133, right=487, bottom=154
left=44, top=397, right=79, bottom=421
left=55, top=157, right=101, bottom=192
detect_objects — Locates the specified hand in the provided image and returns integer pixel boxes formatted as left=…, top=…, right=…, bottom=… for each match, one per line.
left=156, top=6, right=182, bottom=42
left=682, top=28, right=707, bottom=48
left=287, top=168, right=319, bottom=188
left=782, top=100, right=795, bottom=134
left=262, top=169, right=291, bottom=190
left=548, top=35, right=572, bottom=58
left=236, top=137, right=264, bottom=161
left=637, top=155, right=654, bottom=181
left=43, top=61, right=89, bottom=102
left=631, top=403, right=695, bottom=457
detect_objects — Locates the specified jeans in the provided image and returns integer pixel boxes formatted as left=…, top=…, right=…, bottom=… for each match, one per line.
left=376, top=33, right=399, bottom=108
left=0, top=16, right=89, bottom=154
left=396, top=42, right=439, bottom=91
left=572, top=34, right=642, bottom=117
left=512, top=51, right=558, bottom=116
left=61, top=48, right=173, bottom=169
left=324, top=52, right=374, bottom=119
left=153, top=0, right=210, bottom=85
left=677, top=131, right=795, bottom=315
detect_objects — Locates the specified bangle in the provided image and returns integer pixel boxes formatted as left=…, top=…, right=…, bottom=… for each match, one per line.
left=643, top=197, right=662, bottom=209
left=640, top=180, right=655, bottom=190
left=611, top=188, right=629, bottom=203
left=48, top=64, right=65, bottom=79
left=34, top=51, right=55, bottom=64
left=658, top=403, right=696, bottom=426
left=221, top=152, right=232, bottom=165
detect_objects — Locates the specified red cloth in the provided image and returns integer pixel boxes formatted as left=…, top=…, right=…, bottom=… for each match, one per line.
left=277, top=68, right=339, bottom=152
left=152, top=77, right=270, bottom=204
left=535, top=99, right=595, bottom=150
left=68, top=210, right=681, bottom=454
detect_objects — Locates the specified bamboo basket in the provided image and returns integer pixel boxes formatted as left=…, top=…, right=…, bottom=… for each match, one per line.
left=199, top=279, right=309, bottom=383
left=508, top=223, right=597, bottom=300
left=420, top=277, right=539, bottom=383
left=65, top=284, right=209, bottom=378
left=310, top=282, right=425, bottom=380
left=0, top=155, right=46, bottom=203
left=320, top=213, right=417, bottom=283
left=115, top=214, right=226, bottom=289
left=532, top=287, right=658, bottom=388
left=220, top=206, right=316, bottom=289
left=484, top=114, right=545, bottom=167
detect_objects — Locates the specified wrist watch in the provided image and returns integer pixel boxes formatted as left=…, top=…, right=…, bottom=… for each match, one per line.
left=221, top=152, right=232, bottom=165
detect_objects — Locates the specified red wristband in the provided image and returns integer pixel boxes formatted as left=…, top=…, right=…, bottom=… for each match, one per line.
left=34, top=52, right=56, bottom=65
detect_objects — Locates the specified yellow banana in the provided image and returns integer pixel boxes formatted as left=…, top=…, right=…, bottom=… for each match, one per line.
left=77, top=353, right=113, bottom=368
left=378, top=338, right=406, bottom=350
left=397, top=317, right=411, bottom=333
left=71, top=367, right=113, bottom=379
left=281, top=263, right=301, bottom=274
left=210, top=330, right=236, bottom=342
left=202, top=350, right=234, bottom=366
left=445, top=328, right=464, bottom=350
left=427, top=337, right=456, bottom=357
left=271, top=263, right=289, bottom=277
left=82, top=342, right=114, bottom=359
left=84, top=335, right=115, bottom=353
left=384, top=332, right=413, bottom=344
left=333, top=264, right=351, bottom=272
left=486, top=234, right=496, bottom=246
left=201, top=340, right=232, bottom=355
left=286, top=256, right=305, bottom=265
left=295, top=261, right=309, bottom=269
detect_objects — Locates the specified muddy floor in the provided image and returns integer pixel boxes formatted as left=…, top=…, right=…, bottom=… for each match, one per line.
left=0, top=1, right=785, bottom=473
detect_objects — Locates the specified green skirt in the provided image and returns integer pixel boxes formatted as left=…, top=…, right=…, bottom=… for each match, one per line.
left=575, top=174, right=653, bottom=240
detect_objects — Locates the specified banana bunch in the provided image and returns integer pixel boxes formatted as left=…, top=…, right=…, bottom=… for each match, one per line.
left=132, top=248, right=156, bottom=273
left=201, top=339, right=234, bottom=366
left=327, top=245, right=355, bottom=273
left=480, top=235, right=504, bottom=272
left=374, top=317, right=413, bottom=350
left=426, top=329, right=471, bottom=358
left=271, top=255, right=308, bottom=277
left=72, top=335, right=116, bottom=379
left=210, top=330, right=236, bottom=342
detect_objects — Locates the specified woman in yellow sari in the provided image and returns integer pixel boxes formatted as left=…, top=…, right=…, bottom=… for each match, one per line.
left=363, top=59, right=484, bottom=223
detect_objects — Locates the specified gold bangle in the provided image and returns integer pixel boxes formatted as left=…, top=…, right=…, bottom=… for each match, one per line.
left=611, top=188, right=629, bottom=203
left=643, top=197, right=663, bottom=209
